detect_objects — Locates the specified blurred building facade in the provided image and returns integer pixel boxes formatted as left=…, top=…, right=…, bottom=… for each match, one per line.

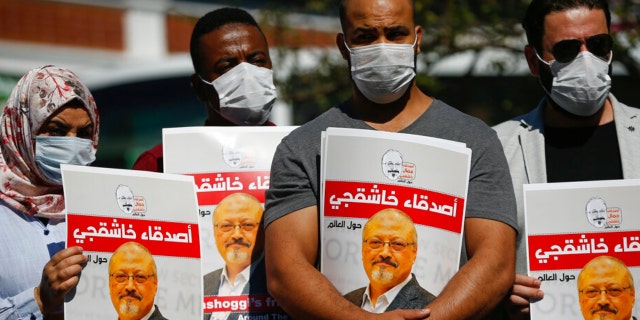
left=0, top=0, right=340, bottom=168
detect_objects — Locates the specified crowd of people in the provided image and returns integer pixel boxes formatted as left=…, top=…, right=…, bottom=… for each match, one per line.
left=1, top=0, right=639, bottom=319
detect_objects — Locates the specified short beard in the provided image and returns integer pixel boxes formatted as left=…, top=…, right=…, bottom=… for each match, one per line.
left=226, top=248, right=249, bottom=265
left=371, top=266, right=395, bottom=284
left=118, top=300, right=141, bottom=318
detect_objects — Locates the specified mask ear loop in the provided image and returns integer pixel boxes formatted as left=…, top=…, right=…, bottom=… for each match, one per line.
left=536, top=49, right=613, bottom=67
left=534, top=50, right=552, bottom=67
left=197, top=74, right=214, bottom=86
left=410, top=31, right=418, bottom=48
left=603, top=50, right=613, bottom=64
left=531, top=49, right=554, bottom=101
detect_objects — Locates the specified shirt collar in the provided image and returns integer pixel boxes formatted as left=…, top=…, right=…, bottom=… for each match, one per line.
left=362, top=274, right=413, bottom=312
left=220, top=253, right=265, bottom=287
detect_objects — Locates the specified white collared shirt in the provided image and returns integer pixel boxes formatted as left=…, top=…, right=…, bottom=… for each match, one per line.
left=218, top=264, right=251, bottom=296
left=211, top=265, right=250, bottom=320
left=211, top=254, right=265, bottom=320
left=361, top=275, right=412, bottom=313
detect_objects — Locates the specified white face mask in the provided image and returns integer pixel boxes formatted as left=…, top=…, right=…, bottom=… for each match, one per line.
left=35, top=136, right=96, bottom=184
left=199, top=62, right=277, bottom=125
left=537, top=51, right=612, bottom=117
left=344, top=36, right=417, bottom=104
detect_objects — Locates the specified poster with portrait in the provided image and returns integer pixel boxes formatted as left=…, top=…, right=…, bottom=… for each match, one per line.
left=525, top=179, right=640, bottom=319
left=163, top=126, right=295, bottom=320
left=63, top=165, right=201, bottom=320
left=320, top=127, right=471, bottom=309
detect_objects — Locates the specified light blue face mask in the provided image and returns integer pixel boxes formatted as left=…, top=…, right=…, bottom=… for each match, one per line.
left=35, top=136, right=96, bottom=184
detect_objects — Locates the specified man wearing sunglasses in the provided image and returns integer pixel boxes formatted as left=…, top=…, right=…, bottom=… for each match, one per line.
left=493, top=0, right=640, bottom=318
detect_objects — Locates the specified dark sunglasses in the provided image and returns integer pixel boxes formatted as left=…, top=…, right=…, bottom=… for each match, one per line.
left=551, top=33, right=612, bottom=63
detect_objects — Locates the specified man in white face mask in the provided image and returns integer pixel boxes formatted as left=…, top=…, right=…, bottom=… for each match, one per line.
left=264, top=0, right=519, bottom=319
left=132, top=8, right=277, bottom=172
left=493, top=0, right=640, bottom=318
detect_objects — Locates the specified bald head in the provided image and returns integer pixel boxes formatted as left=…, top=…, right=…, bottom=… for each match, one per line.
left=339, top=0, right=416, bottom=33
left=363, top=208, right=417, bottom=244
left=109, top=242, right=157, bottom=278
left=578, top=256, right=634, bottom=286
left=214, top=193, right=263, bottom=217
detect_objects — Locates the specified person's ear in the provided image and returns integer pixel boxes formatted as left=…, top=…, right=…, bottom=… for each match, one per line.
left=524, top=45, right=540, bottom=77
left=190, top=73, right=207, bottom=102
left=337, top=33, right=349, bottom=61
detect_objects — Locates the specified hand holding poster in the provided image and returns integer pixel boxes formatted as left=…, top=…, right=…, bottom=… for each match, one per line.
left=320, top=127, right=471, bottom=312
left=163, top=126, right=295, bottom=320
left=525, top=179, right=640, bottom=319
left=63, top=165, right=202, bottom=320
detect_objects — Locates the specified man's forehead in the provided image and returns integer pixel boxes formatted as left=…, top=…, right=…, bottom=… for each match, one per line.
left=384, top=152, right=402, bottom=160
left=200, top=24, right=267, bottom=54
left=367, top=213, right=412, bottom=233
left=343, top=0, right=414, bottom=28
left=216, top=208, right=260, bottom=219
left=542, top=8, right=608, bottom=45
left=111, top=255, right=153, bottom=271
left=215, top=203, right=262, bottom=220
left=117, top=187, right=132, bottom=194
left=582, top=263, right=629, bottom=282
left=587, top=200, right=606, bottom=210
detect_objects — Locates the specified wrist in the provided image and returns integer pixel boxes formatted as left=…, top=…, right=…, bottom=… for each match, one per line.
left=34, top=286, right=64, bottom=317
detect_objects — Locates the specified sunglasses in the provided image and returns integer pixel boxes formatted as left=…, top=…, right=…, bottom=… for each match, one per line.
left=550, top=33, right=612, bottom=63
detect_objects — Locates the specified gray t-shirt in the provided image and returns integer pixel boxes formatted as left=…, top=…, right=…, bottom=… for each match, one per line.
left=265, top=100, right=518, bottom=232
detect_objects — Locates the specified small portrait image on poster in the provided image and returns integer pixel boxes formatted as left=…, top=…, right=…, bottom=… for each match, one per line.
left=115, top=184, right=136, bottom=215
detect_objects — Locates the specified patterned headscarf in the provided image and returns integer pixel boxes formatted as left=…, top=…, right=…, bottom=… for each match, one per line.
left=0, top=65, right=99, bottom=219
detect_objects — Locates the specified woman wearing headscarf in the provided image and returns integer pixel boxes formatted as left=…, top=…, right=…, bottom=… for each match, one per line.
left=0, top=65, right=99, bottom=320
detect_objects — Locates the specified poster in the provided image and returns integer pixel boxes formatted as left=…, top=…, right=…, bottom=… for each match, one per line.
left=525, top=179, right=640, bottom=319
left=63, top=165, right=201, bottom=320
left=163, top=126, right=295, bottom=320
left=320, top=127, right=471, bottom=310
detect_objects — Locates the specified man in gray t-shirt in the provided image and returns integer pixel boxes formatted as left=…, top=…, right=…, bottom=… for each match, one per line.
left=263, top=0, right=518, bottom=319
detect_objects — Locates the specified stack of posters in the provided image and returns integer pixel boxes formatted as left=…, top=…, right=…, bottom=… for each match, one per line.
left=525, top=179, right=640, bottom=319
left=163, top=126, right=295, bottom=320
left=63, top=165, right=201, bottom=319
left=320, top=127, right=471, bottom=310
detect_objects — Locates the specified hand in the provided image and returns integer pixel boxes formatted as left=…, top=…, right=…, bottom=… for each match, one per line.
left=374, top=308, right=430, bottom=320
left=35, top=246, right=88, bottom=316
left=505, top=274, right=544, bottom=320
